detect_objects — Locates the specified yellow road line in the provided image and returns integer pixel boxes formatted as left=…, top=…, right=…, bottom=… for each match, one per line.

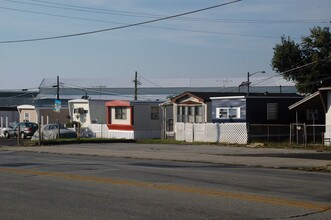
left=0, top=167, right=330, bottom=212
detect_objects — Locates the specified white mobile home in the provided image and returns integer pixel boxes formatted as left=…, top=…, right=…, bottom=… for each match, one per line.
left=105, top=100, right=162, bottom=139
left=68, top=99, right=107, bottom=127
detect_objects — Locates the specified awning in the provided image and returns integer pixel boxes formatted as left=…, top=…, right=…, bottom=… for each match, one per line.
left=289, top=90, right=326, bottom=112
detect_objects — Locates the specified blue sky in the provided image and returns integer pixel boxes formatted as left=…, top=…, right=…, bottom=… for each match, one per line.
left=0, top=0, right=330, bottom=89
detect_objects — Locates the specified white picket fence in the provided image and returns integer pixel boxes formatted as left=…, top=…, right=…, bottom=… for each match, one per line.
left=176, top=122, right=248, bottom=144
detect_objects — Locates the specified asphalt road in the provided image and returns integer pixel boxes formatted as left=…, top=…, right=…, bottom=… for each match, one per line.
left=0, top=151, right=330, bottom=219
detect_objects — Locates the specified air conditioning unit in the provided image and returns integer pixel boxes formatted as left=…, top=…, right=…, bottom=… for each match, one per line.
left=74, top=108, right=85, bottom=114
left=79, top=108, right=85, bottom=114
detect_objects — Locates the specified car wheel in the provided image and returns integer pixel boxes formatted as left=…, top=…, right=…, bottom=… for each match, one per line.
left=4, top=131, right=9, bottom=139
left=20, top=132, right=26, bottom=139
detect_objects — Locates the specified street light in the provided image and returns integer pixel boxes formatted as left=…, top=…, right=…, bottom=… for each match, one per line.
left=247, top=70, right=265, bottom=93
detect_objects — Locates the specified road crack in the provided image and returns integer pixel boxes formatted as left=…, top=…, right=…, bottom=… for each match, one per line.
left=262, top=207, right=331, bottom=219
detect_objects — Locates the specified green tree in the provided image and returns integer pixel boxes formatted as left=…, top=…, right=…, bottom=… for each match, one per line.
left=271, top=26, right=331, bottom=94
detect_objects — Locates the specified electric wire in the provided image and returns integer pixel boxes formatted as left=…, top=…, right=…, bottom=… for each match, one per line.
left=3, top=0, right=328, bottom=24
left=4, top=0, right=154, bottom=18
left=59, top=82, right=153, bottom=100
left=0, top=0, right=242, bottom=43
left=251, top=58, right=330, bottom=87
left=0, top=6, right=125, bottom=25
left=0, top=6, right=286, bottom=39
left=139, top=76, right=163, bottom=88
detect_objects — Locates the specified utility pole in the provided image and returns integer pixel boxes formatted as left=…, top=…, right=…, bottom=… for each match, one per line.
left=56, top=75, right=60, bottom=100
left=52, top=76, right=61, bottom=113
left=247, top=72, right=250, bottom=94
left=134, top=71, right=138, bottom=100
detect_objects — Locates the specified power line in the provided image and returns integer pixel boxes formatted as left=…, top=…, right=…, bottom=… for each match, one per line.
left=251, top=58, right=330, bottom=86
left=59, top=82, right=150, bottom=100
left=4, top=0, right=328, bottom=24
left=250, top=74, right=281, bottom=86
left=0, top=6, right=125, bottom=24
left=0, top=6, right=126, bottom=24
left=4, top=0, right=152, bottom=18
left=0, top=0, right=242, bottom=44
left=139, top=76, right=163, bottom=88
left=0, top=5, right=286, bottom=39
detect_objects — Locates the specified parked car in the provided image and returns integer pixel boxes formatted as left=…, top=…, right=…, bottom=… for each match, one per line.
left=2, top=122, right=38, bottom=139
left=32, top=123, right=77, bottom=140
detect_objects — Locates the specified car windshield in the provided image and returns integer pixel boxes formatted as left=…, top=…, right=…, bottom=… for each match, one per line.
left=45, top=124, right=66, bottom=130
left=26, top=123, right=38, bottom=128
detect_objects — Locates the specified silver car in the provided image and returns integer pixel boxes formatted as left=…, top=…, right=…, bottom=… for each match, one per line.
left=2, top=122, right=38, bottom=139
left=32, top=124, right=77, bottom=140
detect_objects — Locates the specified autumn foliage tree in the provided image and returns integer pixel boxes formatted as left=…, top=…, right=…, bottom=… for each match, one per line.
left=271, top=26, right=331, bottom=94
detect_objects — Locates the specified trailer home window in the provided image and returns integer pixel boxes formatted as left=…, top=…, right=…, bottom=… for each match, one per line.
left=151, top=106, right=159, bottom=120
left=216, top=107, right=240, bottom=119
left=115, top=107, right=127, bottom=119
left=306, top=109, right=318, bottom=121
left=24, top=112, right=30, bottom=121
left=177, top=105, right=203, bottom=123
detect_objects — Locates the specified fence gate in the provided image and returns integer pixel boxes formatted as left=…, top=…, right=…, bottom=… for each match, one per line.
left=290, top=123, right=325, bottom=145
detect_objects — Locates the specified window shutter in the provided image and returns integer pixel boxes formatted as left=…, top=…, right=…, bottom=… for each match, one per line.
left=267, top=103, right=278, bottom=120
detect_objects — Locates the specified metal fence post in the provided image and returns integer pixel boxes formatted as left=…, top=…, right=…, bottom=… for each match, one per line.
left=247, top=123, right=250, bottom=144
left=289, top=124, right=292, bottom=145
left=192, top=123, right=195, bottom=142
left=304, top=123, right=307, bottom=146
left=17, top=124, right=20, bottom=145
left=38, top=122, right=42, bottom=146
left=267, top=125, right=270, bottom=144
left=57, top=119, right=60, bottom=139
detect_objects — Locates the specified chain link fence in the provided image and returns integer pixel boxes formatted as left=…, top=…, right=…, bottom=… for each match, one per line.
left=248, top=124, right=290, bottom=143
left=248, top=123, right=326, bottom=145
